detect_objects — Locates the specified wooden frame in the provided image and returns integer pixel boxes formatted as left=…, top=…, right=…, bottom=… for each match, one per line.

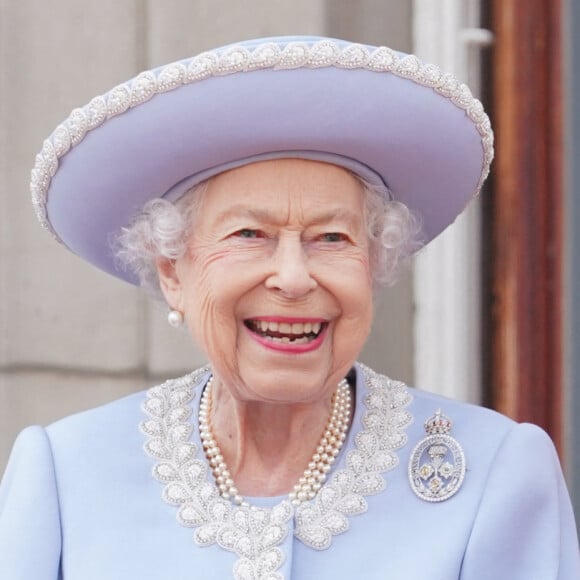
left=487, top=0, right=564, bottom=451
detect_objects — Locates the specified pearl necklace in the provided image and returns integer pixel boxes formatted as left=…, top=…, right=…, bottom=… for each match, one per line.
left=199, top=376, right=352, bottom=507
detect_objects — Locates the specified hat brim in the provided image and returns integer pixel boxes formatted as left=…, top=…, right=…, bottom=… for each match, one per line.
left=31, top=37, right=493, bottom=285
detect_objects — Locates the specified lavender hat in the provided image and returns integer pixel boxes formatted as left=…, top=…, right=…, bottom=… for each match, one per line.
left=30, top=36, right=493, bottom=284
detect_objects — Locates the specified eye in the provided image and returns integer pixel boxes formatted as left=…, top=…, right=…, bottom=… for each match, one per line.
left=318, top=232, right=348, bottom=243
left=232, top=228, right=264, bottom=239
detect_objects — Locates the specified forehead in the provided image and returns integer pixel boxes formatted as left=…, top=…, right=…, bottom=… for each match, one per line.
left=201, top=158, right=365, bottom=215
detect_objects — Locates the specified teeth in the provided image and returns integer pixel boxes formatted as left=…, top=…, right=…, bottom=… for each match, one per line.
left=251, top=320, right=324, bottom=337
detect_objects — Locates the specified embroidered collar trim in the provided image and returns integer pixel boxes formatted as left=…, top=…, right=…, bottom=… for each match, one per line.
left=141, top=364, right=412, bottom=580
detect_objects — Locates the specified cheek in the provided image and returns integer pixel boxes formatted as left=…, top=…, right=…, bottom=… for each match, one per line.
left=332, top=293, right=373, bottom=369
left=313, top=249, right=372, bottom=296
left=321, top=253, right=373, bottom=345
left=181, top=249, right=260, bottom=351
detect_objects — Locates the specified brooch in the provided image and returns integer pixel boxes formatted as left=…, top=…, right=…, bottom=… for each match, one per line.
left=408, top=410, right=466, bottom=502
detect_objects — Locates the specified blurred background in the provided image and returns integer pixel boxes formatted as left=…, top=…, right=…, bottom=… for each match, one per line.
left=0, top=0, right=578, bottom=525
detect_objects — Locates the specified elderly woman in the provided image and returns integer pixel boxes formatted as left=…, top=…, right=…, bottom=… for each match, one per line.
left=0, top=36, right=578, bottom=579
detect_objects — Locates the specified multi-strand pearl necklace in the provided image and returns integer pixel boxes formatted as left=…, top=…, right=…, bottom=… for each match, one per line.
left=199, top=376, right=352, bottom=507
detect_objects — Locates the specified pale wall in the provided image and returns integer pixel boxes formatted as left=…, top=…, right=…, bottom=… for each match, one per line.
left=0, top=0, right=414, bottom=471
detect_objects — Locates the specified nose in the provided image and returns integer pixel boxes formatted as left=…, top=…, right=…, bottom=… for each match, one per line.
left=265, top=235, right=317, bottom=298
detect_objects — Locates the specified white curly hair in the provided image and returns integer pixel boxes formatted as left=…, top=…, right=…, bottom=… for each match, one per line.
left=115, top=174, right=423, bottom=299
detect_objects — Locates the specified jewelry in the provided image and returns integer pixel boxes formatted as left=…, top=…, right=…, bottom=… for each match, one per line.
left=199, top=376, right=352, bottom=507
left=167, top=309, right=184, bottom=327
left=408, top=409, right=466, bottom=502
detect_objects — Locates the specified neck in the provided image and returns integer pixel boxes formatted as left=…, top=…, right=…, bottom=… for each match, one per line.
left=205, top=376, right=350, bottom=499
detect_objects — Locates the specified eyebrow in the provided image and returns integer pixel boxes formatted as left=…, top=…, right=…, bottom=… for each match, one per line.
left=214, top=204, right=362, bottom=229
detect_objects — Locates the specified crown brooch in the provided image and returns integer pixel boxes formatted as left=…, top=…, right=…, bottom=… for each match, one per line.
left=408, top=409, right=466, bottom=502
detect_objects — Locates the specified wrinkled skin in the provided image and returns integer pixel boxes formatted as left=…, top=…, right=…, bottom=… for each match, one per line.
left=157, top=159, right=373, bottom=494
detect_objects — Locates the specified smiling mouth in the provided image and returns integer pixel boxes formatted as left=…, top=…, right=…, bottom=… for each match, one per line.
left=244, top=319, right=327, bottom=345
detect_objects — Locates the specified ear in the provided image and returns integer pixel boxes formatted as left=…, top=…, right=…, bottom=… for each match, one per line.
left=155, top=257, right=184, bottom=311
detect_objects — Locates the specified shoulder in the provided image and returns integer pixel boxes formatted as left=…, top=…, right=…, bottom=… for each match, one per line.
left=2, top=389, right=148, bottom=476
left=41, top=369, right=209, bottom=476
left=408, top=382, right=514, bottom=431
left=357, top=363, right=518, bottom=449
left=406, top=381, right=554, bottom=459
left=408, top=387, right=558, bottom=488
left=26, top=390, right=149, bottom=481
left=356, top=364, right=559, bottom=497
left=46, top=389, right=146, bottom=445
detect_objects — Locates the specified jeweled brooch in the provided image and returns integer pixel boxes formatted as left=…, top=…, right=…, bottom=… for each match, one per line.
left=408, top=409, right=466, bottom=502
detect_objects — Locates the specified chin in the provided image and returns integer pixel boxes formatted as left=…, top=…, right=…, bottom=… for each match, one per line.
left=235, top=361, right=348, bottom=405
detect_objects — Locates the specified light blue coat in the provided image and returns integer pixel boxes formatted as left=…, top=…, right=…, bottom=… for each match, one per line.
left=1, top=365, right=578, bottom=579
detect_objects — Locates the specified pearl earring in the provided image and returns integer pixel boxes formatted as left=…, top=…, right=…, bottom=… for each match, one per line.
left=167, top=309, right=184, bottom=328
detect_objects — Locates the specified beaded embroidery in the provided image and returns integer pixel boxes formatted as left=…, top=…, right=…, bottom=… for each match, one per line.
left=141, top=364, right=412, bottom=580
left=31, top=39, right=493, bottom=242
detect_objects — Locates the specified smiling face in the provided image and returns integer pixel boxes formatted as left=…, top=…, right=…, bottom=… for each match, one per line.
left=157, top=159, right=373, bottom=405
